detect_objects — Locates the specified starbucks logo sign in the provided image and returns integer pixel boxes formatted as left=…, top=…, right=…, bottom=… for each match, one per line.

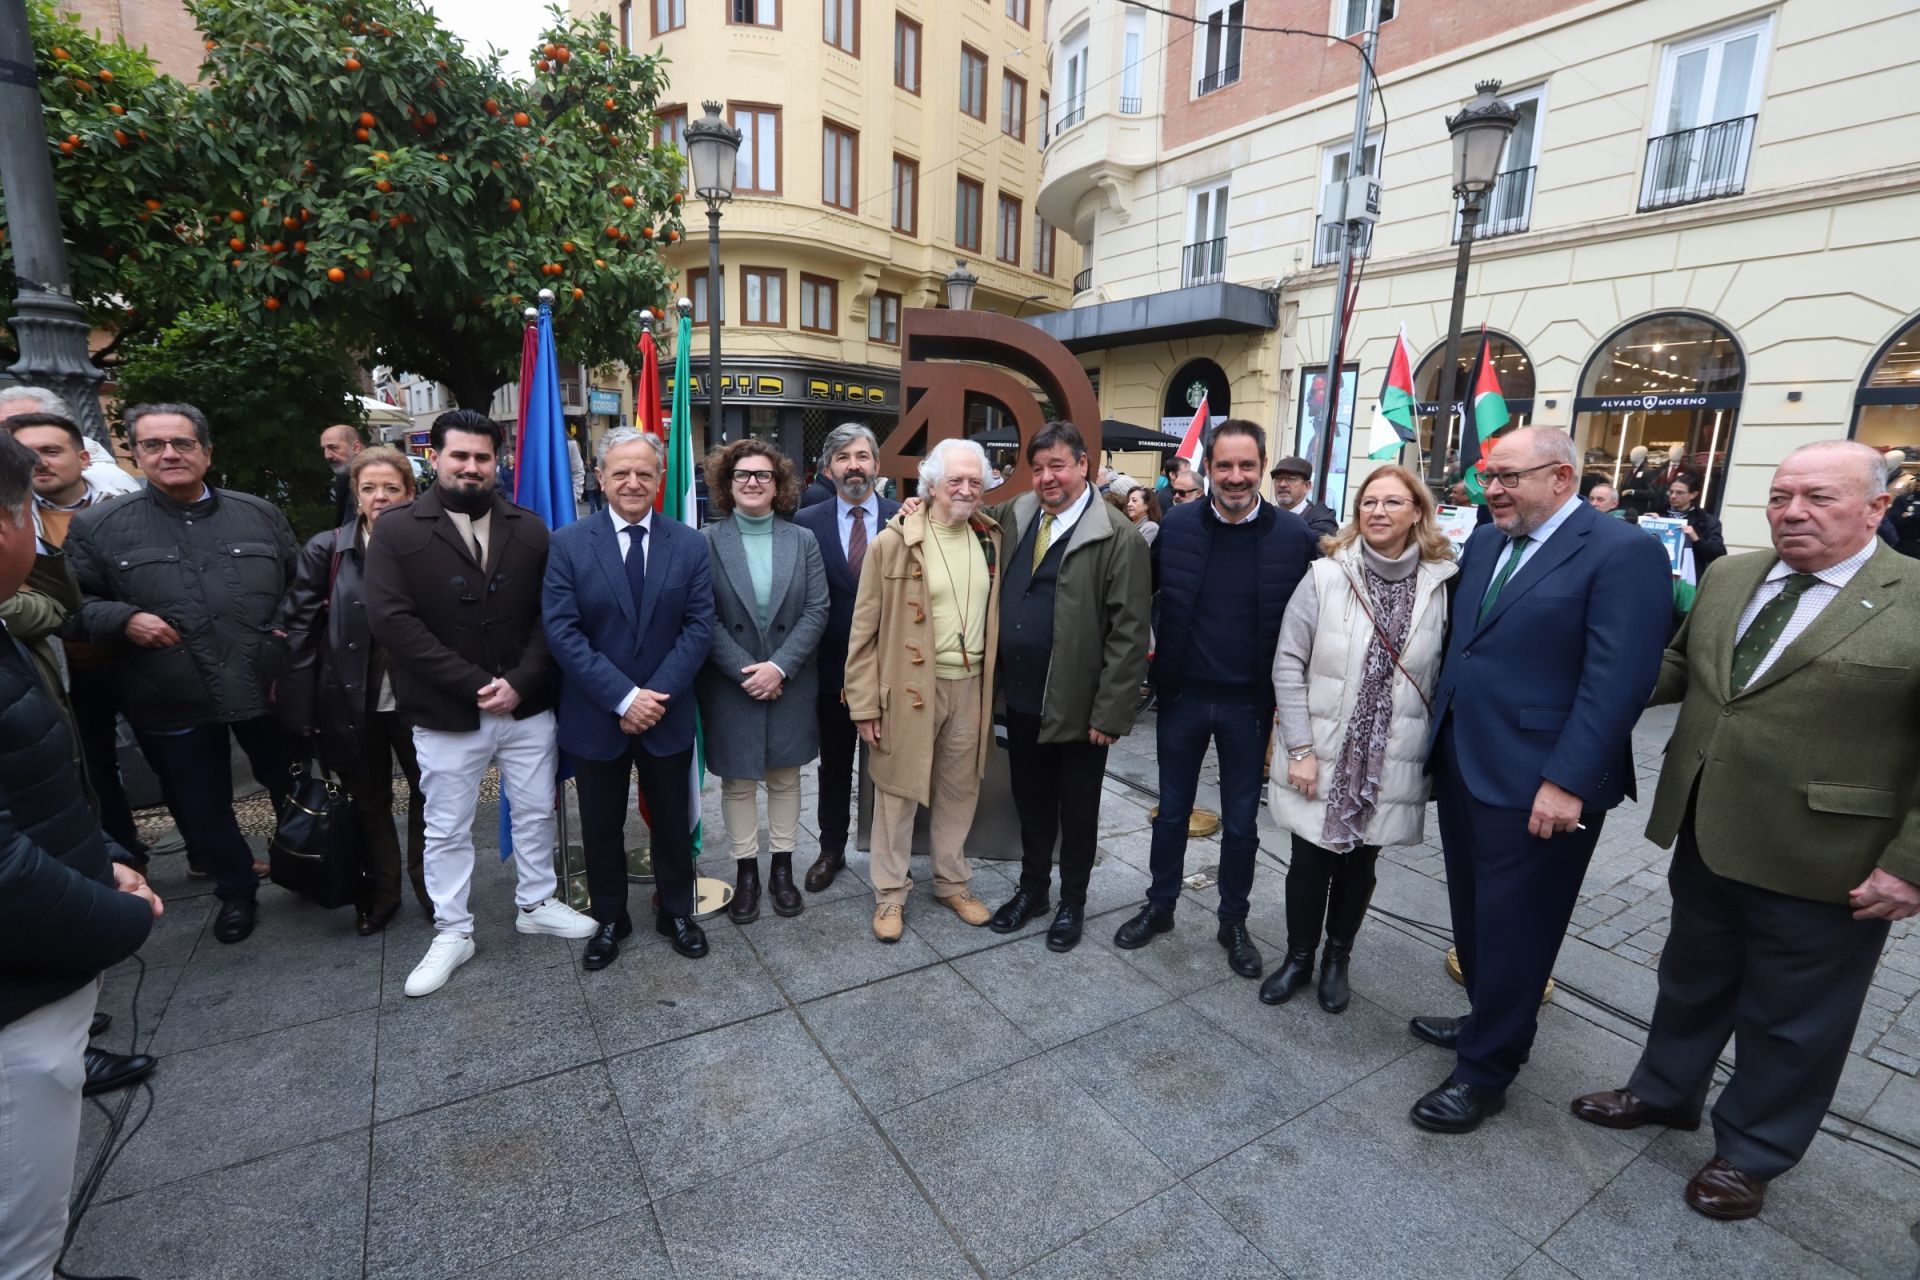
left=1184, top=380, right=1209, bottom=410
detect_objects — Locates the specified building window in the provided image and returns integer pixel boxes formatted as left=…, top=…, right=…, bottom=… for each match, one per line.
left=1852, top=315, right=1920, bottom=463
left=1335, top=0, right=1395, bottom=38
left=1006, top=0, right=1029, bottom=26
left=1641, top=17, right=1770, bottom=211
left=1034, top=213, right=1056, bottom=276
left=653, top=104, right=687, bottom=152
left=1197, top=0, right=1242, bottom=96
left=1315, top=134, right=1377, bottom=266
left=799, top=275, right=838, bottom=334
left=688, top=268, right=722, bottom=324
left=824, top=0, right=856, bottom=55
left=619, top=1, right=633, bottom=49
left=996, top=195, right=1022, bottom=265
left=653, top=0, right=684, bottom=36
left=822, top=121, right=858, bottom=211
left=960, top=45, right=988, bottom=121
left=894, top=16, right=920, bottom=94
left=1185, top=181, right=1228, bottom=286
left=741, top=267, right=786, bottom=326
left=955, top=176, right=983, bottom=253
left=1057, top=27, right=1088, bottom=131
left=869, top=291, right=902, bottom=344
left=1120, top=11, right=1145, bottom=113
left=729, top=104, right=780, bottom=194
left=891, top=154, right=919, bottom=235
left=1001, top=71, right=1027, bottom=141
left=1457, top=86, right=1544, bottom=242
left=729, top=0, right=777, bottom=26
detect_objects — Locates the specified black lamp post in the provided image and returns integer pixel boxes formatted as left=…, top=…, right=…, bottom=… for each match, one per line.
left=943, top=259, right=979, bottom=312
left=683, top=101, right=742, bottom=445
left=1429, top=79, right=1518, bottom=487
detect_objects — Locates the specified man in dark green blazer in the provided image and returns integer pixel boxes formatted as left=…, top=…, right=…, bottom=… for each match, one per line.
left=1571, top=440, right=1920, bottom=1222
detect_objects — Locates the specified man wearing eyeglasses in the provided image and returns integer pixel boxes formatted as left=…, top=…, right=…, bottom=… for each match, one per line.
left=64, top=404, right=301, bottom=946
left=1408, top=426, right=1670, bottom=1134
left=1166, top=473, right=1204, bottom=506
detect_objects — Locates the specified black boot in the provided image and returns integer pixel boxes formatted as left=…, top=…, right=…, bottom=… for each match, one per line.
left=1280, top=834, right=1334, bottom=976
left=729, top=859, right=761, bottom=924
left=1318, top=847, right=1377, bottom=1015
left=768, top=851, right=804, bottom=917
left=1259, top=949, right=1315, bottom=1005
left=1317, top=944, right=1352, bottom=1013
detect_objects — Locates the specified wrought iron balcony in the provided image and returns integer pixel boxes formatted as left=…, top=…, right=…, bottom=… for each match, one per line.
left=1196, top=64, right=1240, bottom=96
left=1055, top=100, right=1085, bottom=135
left=1119, top=96, right=1142, bottom=114
left=1182, top=237, right=1226, bottom=287
left=1639, top=115, right=1757, bottom=212
left=1312, top=217, right=1372, bottom=269
left=1072, top=266, right=1092, bottom=294
left=1454, top=165, right=1536, bottom=243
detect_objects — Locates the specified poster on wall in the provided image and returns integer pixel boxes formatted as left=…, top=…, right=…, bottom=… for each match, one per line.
left=1297, top=365, right=1358, bottom=517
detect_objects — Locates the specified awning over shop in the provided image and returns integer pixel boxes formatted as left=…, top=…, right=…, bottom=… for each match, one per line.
left=973, top=418, right=1183, bottom=450
left=1025, top=282, right=1278, bottom=354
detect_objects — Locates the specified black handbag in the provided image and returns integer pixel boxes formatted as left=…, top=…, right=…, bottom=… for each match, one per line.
left=269, top=764, right=362, bottom=910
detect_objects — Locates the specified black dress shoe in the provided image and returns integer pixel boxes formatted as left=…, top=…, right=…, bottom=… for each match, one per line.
left=90, top=1011, right=112, bottom=1039
left=1113, top=903, right=1175, bottom=950
left=989, top=888, right=1051, bottom=934
left=582, top=921, right=622, bottom=971
left=1216, top=921, right=1263, bottom=978
left=804, top=849, right=844, bottom=893
left=1409, top=1014, right=1463, bottom=1049
left=655, top=913, right=709, bottom=958
left=212, top=897, right=257, bottom=944
left=730, top=860, right=761, bottom=925
left=356, top=903, right=400, bottom=937
left=1259, top=949, right=1315, bottom=1005
left=83, top=1047, right=156, bottom=1096
left=767, top=852, right=805, bottom=917
left=1046, top=903, right=1084, bottom=953
left=1410, top=1075, right=1506, bottom=1133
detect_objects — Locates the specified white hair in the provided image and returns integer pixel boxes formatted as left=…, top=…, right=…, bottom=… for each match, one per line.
left=597, top=427, right=666, bottom=469
left=0, top=385, right=72, bottom=418
left=918, top=437, right=990, bottom=489
left=1782, top=440, right=1892, bottom=497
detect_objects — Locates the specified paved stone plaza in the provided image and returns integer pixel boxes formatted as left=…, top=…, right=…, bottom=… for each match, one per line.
left=62, top=707, right=1920, bottom=1280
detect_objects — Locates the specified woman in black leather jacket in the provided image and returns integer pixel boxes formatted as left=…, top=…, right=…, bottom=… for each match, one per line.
left=276, top=446, right=427, bottom=934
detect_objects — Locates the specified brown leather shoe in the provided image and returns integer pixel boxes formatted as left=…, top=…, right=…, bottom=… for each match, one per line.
left=804, top=850, right=844, bottom=893
left=936, top=890, right=991, bottom=927
left=1569, top=1089, right=1702, bottom=1132
left=872, top=902, right=904, bottom=943
left=1684, top=1155, right=1767, bottom=1221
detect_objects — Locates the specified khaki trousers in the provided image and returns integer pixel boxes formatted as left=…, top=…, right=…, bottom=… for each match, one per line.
left=720, top=767, right=802, bottom=860
left=871, top=676, right=981, bottom=906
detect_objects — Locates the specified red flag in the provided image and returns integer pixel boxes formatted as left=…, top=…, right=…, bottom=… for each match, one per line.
left=1175, top=396, right=1208, bottom=469
left=512, top=316, right=537, bottom=499
left=636, top=325, right=664, bottom=510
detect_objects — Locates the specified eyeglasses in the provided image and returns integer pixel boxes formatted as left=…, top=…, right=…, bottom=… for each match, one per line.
left=731, top=468, right=775, bottom=485
left=1170, top=487, right=1202, bottom=501
left=1480, top=461, right=1562, bottom=490
left=134, top=437, right=203, bottom=457
left=1357, top=497, right=1413, bottom=513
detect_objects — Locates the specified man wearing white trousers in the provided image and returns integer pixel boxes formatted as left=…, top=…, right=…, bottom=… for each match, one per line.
left=365, top=410, right=595, bottom=996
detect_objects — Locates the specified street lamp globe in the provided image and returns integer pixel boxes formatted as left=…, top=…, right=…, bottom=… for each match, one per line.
left=1446, top=79, right=1519, bottom=197
left=685, top=101, right=742, bottom=207
left=943, top=259, right=980, bottom=312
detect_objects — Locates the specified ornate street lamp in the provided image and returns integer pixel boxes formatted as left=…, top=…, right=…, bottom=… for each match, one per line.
left=683, top=101, right=742, bottom=443
left=1429, top=79, right=1519, bottom=486
left=943, top=259, right=980, bottom=312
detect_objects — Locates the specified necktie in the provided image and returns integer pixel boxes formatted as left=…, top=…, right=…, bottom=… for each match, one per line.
left=1477, top=534, right=1531, bottom=626
left=623, top=523, right=648, bottom=616
left=1730, top=573, right=1817, bottom=693
left=1031, top=512, right=1057, bottom=572
left=847, top=506, right=867, bottom=579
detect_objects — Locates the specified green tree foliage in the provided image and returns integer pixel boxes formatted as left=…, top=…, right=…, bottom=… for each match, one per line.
left=112, top=303, right=365, bottom=538
left=2, top=0, right=687, bottom=407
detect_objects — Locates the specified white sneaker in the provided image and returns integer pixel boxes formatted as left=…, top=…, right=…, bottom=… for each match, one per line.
left=516, top=896, right=597, bottom=939
left=404, top=933, right=475, bottom=997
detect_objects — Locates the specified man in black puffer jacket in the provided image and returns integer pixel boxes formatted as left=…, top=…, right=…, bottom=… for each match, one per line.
left=65, top=403, right=299, bottom=945
left=0, top=433, right=159, bottom=1278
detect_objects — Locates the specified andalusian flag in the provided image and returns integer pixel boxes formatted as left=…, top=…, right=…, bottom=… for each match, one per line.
left=659, top=307, right=705, bottom=857
left=1366, top=325, right=1418, bottom=460
left=1461, top=329, right=1510, bottom=502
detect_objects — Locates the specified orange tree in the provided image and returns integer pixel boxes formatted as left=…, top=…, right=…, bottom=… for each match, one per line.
left=2, top=0, right=686, bottom=409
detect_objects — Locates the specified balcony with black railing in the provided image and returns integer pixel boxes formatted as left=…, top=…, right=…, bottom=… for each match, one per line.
left=1196, top=64, right=1239, bottom=96
left=1312, top=217, right=1372, bottom=269
left=1055, top=100, right=1085, bottom=135
left=1072, top=266, right=1092, bottom=294
left=1638, top=115, right=1757, bottom=212
left=1182, top=237, right=1226, bottom=287
left=1119, top=96, right=1142, bottom=114
left=1454, top=165, right=1536, bottom=243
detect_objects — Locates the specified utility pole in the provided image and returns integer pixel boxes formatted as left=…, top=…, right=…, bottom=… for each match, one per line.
left=1310, top=0, right=1380, bottom=510
left=0, top=0, right=108, bottom=438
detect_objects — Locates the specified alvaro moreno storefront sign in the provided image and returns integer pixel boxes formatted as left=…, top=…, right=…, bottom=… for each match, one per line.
left=663, top=360, right=899, bottom=410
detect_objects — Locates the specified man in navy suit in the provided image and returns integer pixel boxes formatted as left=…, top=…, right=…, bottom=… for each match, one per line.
left=791, top=423, right=899, bottom=892
left=1411, top=426, right=1671, bottom=1133
left=544, top=428, right=716, bottom=970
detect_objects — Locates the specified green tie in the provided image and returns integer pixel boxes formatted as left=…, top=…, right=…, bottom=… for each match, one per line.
left=1477, top=535, right=1531, bottom=626
left=1730, top=573, right=1818, bottom=693
left=1031, top=512, right=1056, bottom=572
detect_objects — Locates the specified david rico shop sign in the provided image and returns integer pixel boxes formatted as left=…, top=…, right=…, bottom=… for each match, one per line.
left=664, top=363, right=899, bottom=410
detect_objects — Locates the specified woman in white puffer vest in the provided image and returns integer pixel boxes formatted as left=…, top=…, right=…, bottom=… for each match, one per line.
left=1263, top=464, right=1458, bottom=1014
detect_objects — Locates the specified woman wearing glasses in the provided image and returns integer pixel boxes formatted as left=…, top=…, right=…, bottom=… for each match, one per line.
left=1263, top=464, right=1458, bottom=1012
left=698, top=440, right=829, bottom=924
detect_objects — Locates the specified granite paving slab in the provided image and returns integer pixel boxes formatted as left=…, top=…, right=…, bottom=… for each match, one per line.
left=1008, top=1184, right=1281, bottom=1280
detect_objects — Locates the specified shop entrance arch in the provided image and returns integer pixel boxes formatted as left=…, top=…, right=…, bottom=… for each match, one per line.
left=1161, top=358, right=1230, bottom=438
left=1852, top=313, right=1920, bottom=490
left=1412, top=332, right=1536, bottom=474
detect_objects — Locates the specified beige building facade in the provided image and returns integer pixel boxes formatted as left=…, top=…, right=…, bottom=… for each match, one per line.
left=1035, top=0, right=1920, bottom=550
left=583, top=0, right=1077, bottom=466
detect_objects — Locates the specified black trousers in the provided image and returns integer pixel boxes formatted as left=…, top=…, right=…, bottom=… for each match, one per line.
left=574, top=743, right=697, bottom=923
left=1627, top=819, right=1889, bottom=1180
left=134, top=717, right=296, bottom=902
left=334, top=709, right=428, bottom=917
left=814, top=684, right=858, bottom=857
left=1285, top=833, right=1378, bottom=954
left=1434, top=723, right=1602, bottom=1090
left=1004, top=710, right=1109, bottom=906
left=68, top=664, right=147, bottom=854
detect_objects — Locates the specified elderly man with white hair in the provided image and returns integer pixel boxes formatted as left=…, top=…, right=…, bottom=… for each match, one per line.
left=0, top=386, right=140, bottom=497
left=843, top=437, right=1004, bottom=942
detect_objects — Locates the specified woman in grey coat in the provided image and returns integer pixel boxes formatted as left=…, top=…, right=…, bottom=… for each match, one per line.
left=699, top=440, right=830, bottom=925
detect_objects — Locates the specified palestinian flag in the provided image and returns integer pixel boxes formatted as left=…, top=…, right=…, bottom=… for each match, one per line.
left=1460, top=330, right=1510, bottom=502
left=1366, top=324, right=1418, bottom=461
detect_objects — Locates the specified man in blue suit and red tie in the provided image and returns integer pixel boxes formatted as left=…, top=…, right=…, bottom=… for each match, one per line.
left=1411, top=426, right=1671, bottom=1132
left=544, top=428, right=716, bottom=971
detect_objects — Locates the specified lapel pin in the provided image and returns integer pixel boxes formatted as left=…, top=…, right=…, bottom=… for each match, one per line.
left=1862, top=600, right=1876, bottom=610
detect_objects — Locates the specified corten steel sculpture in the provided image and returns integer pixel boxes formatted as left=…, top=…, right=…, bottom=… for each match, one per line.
left=877, top=308, right=1102, bottom=496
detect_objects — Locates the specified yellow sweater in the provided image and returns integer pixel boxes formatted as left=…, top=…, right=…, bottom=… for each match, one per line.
left=924, top=517, right=987, bottom=679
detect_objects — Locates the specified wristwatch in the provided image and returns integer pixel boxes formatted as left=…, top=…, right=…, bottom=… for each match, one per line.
left=1285, top=745, right=1314, bottom=762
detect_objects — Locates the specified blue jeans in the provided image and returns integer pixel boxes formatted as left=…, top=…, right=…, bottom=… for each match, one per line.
left=135, top=718, right=294, bottom=902
left=1146, top=693, right=1273, bottom=921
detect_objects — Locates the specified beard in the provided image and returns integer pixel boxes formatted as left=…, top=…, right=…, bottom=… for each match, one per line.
left=834, top=468, right=872, bottom=502
left=438, top=476, right=496, bottom=514
left=327, top=460, right=348, bottom=476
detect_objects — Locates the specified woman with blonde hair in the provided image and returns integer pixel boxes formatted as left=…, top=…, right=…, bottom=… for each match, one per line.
left=1263, top=464, right=1457, bottom=1012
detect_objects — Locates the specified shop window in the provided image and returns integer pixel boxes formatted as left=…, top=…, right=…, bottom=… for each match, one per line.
left=1853, top=314, right=1920, bottom=490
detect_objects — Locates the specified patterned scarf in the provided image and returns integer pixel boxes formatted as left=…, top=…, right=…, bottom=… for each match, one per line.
left=1323, top=563, right=1419, bottom=849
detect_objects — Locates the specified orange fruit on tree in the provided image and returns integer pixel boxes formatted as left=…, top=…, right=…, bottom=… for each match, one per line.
left=355, top=127, right=370, bottom=141
left=51, top=46, right=69, bottom=61
left=231, top=257, right=243, bottom=267
left=113, top=129, right=129, bottom=146
left=483, top=98, right=500, bottom=115
left=536, top=59, right=550, bottom=73
left=641, top=226, right=654, bottom=238
left=666, top=229, right=679, bottom=242
left=375, top=178, right=392, bottom=193
left=556, top=47, right=571, bottom=63
left=108, top=103, right=124, bottom=115
left=594, top=258, right=605, bottom=268
left=356, top=267, right=371, bottom=280
left=388, top=215, right=403, bottom=228
left=561, top=240, right=575, bottom=253
left=437, top=152, right=449, bottom=161
left=597, top=41, right=608, bottom=53
left=229, top=209, right=245, bottom=222
left=58, top=141, right=74, bottom=154
left=304, top=159, right=317, bottom=174
left=144, top=197, right=163, bottom=211
left=358, top=111, right=375, bottom=126
left=371, top=150, right=389, bottom=163
left=264, top=297, right=280, bottom=310
left=344, top=57, right=361, bottom=72
left=604, top=98, right=615, bottom=110
left=508, top=197, right=522, bottom=211
left=512, top=111, right=530, bottom=127
left=282, top=215, right=298, bottom=229
left=269, top=240, right=284, bottom=252
left=542, top=43, right=558, bottom=58
left=228, top=236, right=245, bottom=251
left=292, top=240, right=306, bottom=253
left=98, top=68, right=113, bottom=82
left=621, top=195, right=636, bottom=208
left=572, top=287, right=583, bottom=299
left=606, top=225, right=620, bottom=239
left=327, top=266, right=346, bottom=282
